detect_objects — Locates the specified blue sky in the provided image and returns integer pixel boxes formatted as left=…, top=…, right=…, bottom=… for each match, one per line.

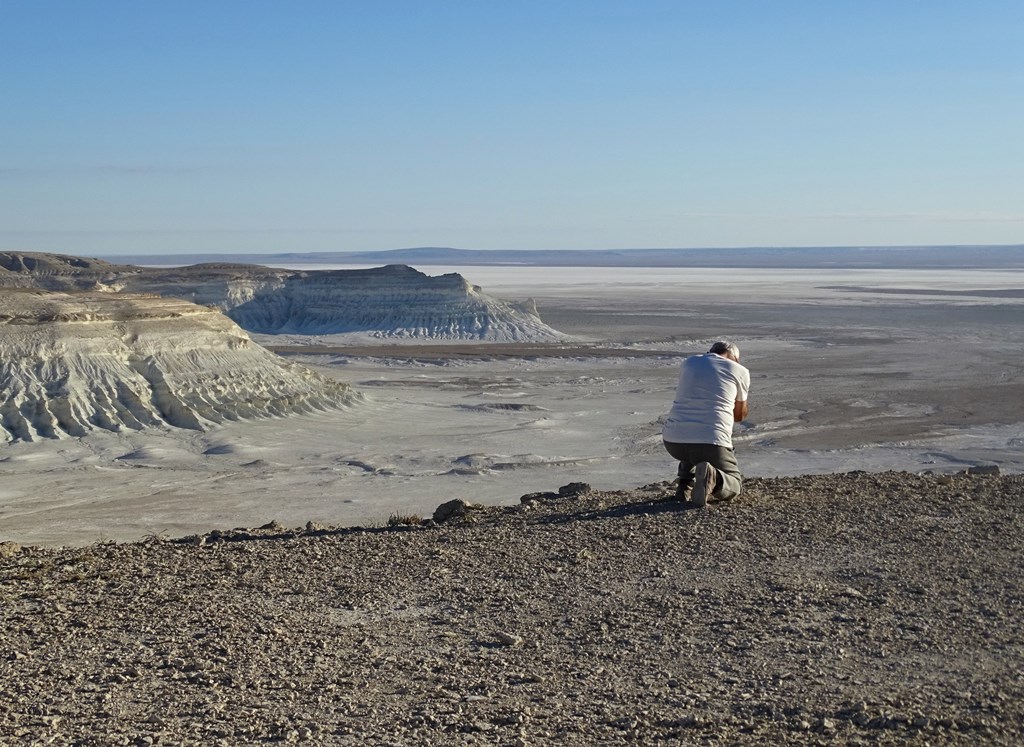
left=2, top=0, right=1022, bottom=255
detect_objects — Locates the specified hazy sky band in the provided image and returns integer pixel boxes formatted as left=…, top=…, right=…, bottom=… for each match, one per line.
left=3, top=1, right=1022, bottom=255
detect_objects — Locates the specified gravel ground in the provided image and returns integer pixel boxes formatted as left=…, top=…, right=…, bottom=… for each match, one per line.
left=2, top=470, right=1023, bottom=746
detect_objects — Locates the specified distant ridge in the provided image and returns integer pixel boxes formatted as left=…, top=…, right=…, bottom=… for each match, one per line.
left=1, top=252, right=567, bottom=342
left=98, top=245, right=1024, bottom=269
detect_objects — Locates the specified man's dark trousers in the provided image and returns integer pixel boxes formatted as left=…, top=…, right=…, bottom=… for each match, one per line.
left=663, top=441, right=742, bottom=500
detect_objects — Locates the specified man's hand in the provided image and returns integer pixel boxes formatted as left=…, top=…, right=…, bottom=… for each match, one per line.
left=734, top=400, right=748, bottom=422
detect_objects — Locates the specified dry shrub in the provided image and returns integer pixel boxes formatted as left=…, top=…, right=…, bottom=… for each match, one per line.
left=387, top=513, right=422, bottom=527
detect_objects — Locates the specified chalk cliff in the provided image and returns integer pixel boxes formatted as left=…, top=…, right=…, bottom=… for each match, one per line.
left=0, top=289, right=357, bottom=442
left=222, top=265, right=560, bottom=339
left=0, top=253, right=566, bottom=341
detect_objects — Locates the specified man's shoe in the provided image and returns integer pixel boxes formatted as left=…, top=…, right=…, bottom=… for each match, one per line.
left=692, top=462, right=717, bottom=507
left=656, top=486, right=690, bottom=504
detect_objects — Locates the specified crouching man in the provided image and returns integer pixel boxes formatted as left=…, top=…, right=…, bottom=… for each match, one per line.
left=662, top=341, right=750, bottom=507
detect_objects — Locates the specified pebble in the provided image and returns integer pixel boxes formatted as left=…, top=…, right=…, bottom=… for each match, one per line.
left=496, top=631, right=523, bottom=647
left=1, top=471, right=1021, bottom=745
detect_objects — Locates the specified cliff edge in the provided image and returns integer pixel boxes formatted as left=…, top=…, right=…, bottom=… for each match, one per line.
left=0, top=471, right=1021, bottom=744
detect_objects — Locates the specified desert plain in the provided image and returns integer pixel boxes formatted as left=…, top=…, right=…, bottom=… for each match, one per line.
left=2, top=263, right=1024, bottom=745
left=1, top=265, right=1022, bottom=546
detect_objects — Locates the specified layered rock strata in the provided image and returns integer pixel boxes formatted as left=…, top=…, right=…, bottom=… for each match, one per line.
left=0, top=252, right=128, bottom=291
left=0, top=253, right=566, bottom=341
left=223, top=265, right=559, bottom=339
left=0, top=289, right=357, bottom=442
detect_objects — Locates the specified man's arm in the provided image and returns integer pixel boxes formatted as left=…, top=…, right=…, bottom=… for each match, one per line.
left=734, top=400, right=748, bottom=422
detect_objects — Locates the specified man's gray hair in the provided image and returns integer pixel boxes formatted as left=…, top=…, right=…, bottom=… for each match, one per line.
left=709, top=341, right=740, bottom=360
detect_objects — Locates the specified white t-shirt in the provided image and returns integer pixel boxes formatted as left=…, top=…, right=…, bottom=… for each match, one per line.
left=662, top=352, right=750, bottom=448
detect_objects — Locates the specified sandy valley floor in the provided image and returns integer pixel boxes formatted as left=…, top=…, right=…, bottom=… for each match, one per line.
left=2, top=267, right=1022, bottom=545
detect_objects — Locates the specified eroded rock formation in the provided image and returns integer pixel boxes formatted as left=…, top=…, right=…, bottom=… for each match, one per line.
left=0, top=252, right=566, bottom=341
left=0, top=289, right=357, bottom=442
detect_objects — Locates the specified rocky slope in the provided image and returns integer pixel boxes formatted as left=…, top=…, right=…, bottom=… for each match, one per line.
left=0, top=252, right=566, bottom=341
left=0, top=252, right=128, bottom=291
left=1, top=471, right=1021, bottom=745
left=0, top=288, right=356, bottom=442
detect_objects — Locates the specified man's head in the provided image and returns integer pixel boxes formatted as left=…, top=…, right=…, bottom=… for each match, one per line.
left=709, top=340, right=740, bottom=362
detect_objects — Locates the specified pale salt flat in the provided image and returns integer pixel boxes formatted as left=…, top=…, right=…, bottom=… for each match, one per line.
left=2, top=266, right=1022, bottom=545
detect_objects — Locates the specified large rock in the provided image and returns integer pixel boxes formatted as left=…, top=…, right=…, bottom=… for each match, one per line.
left=966, top=464, right=1000, bottom=476
left=433, top=499, right=477, bottom=523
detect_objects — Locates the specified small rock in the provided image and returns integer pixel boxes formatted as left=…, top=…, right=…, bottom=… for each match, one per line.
left=496, top=631, right=523, bottom=647
left=520, top=491, right=558, bottom=505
